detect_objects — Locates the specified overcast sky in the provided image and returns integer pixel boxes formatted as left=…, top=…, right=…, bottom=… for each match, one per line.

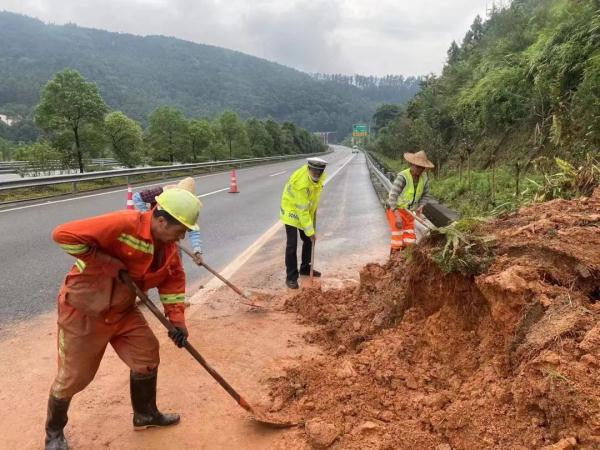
left=1, top=0, right=491, bottom=76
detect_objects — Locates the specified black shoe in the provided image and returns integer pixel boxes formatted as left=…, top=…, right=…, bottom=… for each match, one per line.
left=286, top=279, right=299, bottom=289
left=130, top=370, right=180, bottom=430
left=299, top=268, right=321, bottom=277
left=45, top=396, right=70, bottom=450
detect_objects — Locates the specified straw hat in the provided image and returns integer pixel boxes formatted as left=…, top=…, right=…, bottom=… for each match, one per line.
left=164, top=177, right=196, bottom=194
left=176, top=177, right=196, bottom=194
left=403, top=151, right=434, bottom=169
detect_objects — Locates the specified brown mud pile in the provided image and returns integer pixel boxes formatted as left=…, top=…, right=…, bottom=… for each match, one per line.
left=271, top=190, right=600, bottom=449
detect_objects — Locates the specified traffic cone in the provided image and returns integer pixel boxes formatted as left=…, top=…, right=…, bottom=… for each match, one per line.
left=229, top=169, right=239, bottom=193
left=126, top=185, right=134, bottom=209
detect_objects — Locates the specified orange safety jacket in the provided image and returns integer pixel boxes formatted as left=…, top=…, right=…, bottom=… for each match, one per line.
left=52, top=209, right=186, bottom=326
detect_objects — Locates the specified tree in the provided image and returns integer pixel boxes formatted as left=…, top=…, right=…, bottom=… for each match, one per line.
left=187, top=119, right=214, bottom=162
left=373, top=104, right=402, bottom=131
left=264, top=119, right=282, bottom=155
left=245, top=118, right=273, bottom=157
left=218, top=110, right=246, bottom=159
left=104, top=111, right=143, bottom=167
left=446, top=41, right=461, bottom=65
left=12, top=141, right=62, bottom=175
left=0, top=137, right=14, bottom=161
left=280, top=128, right=295, bottom=154
left=35, top=69, right=108, bottom=173
left=147, top=106, right=188, bottom=163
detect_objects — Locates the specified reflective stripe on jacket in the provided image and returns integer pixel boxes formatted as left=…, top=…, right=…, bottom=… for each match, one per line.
left=395, top=168, right=428, bottom=210
left=279, top=165, right=326, bottom=237
left=52, top=210, right=186, bottom=325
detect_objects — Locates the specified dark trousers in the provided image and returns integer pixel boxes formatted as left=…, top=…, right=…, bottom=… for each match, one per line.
left=285, top=225, right=312, bottom=282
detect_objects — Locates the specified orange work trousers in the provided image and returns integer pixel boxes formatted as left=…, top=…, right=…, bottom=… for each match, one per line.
left=50, top=294, right=160, bottom=399
left=386, top=208, right=416, bottom=253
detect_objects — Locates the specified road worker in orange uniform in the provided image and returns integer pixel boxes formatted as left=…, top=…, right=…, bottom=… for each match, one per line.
left=44, top=188, right=201, bottom=450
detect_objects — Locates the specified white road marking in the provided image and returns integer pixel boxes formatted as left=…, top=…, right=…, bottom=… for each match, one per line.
left=198, top=187, right=229, bottom=198
left=188, top=152, right=356, bottom=306
left=269, top=170, right=287, bottom=177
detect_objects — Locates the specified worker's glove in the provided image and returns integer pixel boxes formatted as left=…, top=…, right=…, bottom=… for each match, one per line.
left=168, top=326, right=188, bottom=348
left=192, top=251, right=204, bottom=266
left=416, top=206, right=424, bottom=218
left=310, top=234, right=317, bottom=243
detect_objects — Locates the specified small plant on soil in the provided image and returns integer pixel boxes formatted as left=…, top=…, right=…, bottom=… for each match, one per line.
left=529, top=154, right=599, bottom=201
left=429, top=218, right=495, bottom=276
left=543, top=367, right=574, bottom=387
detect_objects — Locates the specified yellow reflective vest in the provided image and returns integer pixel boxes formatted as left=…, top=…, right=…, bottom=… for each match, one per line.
left=279, top=165, right=326, bottom=237
left=396, top=168, right=427, bottom=210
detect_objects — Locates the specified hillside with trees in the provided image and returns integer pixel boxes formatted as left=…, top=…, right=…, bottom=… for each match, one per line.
left=0, top=11, right=420, bottom=143
left=370, top=0, right=598, bottom=172
left=3, top=69, right=326, bottom=172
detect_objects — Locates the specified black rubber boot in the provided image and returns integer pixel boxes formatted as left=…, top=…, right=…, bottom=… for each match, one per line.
left=299, top=267, right=321, bottom=277
left=45, top=396, right=70, bottom=450
left=130, top=369, right=180, bottom=430
left=286, top=278, right=299, bottom=289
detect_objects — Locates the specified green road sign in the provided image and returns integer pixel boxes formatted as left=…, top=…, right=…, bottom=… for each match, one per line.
left=352, top=124, right=368, bottom=137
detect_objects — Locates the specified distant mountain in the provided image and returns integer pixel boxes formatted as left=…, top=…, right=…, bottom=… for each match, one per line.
left=0, top=12, right=420, bottom=139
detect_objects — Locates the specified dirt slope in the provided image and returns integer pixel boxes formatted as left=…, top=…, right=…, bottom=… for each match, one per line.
left=271, top=189, right=600, bottom=449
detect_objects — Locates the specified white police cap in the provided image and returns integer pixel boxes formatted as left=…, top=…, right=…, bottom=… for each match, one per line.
left=307, top=157, right=327, bottom=170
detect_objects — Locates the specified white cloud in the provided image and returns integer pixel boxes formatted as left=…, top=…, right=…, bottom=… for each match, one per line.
left=0, top=0, right=490, bottom=75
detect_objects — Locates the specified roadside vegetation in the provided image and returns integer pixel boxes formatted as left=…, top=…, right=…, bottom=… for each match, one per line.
left=365, top=0, right=599, bottom=275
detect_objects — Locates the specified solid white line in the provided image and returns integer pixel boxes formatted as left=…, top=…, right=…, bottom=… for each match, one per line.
left=188, top=152, right=356, bottom=305
left=198, top=187, right=229, bottom=198
left=269, top=170, right=287, bottom=177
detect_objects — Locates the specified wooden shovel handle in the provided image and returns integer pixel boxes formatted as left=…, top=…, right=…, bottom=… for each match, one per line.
left=121, top=272, right=256, bottom=414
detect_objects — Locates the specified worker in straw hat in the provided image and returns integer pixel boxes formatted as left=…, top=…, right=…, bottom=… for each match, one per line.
left=279, top=157, right=327, bottom=289
left=386, top=150, right=434, bottom=254
left=133, top=177, right=204, bottom=265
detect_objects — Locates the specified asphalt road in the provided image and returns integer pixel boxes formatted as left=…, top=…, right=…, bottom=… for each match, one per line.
left=0, top=146, right=381, bottom=323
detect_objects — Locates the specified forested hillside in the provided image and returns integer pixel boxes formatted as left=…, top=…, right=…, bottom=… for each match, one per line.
left=371, top=0, right=599, bottom=170
left=0, top=11, right=419, bottom=142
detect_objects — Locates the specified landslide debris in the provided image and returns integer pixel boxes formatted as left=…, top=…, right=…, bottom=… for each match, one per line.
left=271, top=189, right=600, bottom=449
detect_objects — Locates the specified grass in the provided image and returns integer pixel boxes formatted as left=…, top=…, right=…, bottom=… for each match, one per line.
left=430, top=167, right=543, bottom=218
left=429, top=218, right=495, bottom=276
left=542, top=367, right=574, bottom=386
left=370, top=150, right=543, bottom=218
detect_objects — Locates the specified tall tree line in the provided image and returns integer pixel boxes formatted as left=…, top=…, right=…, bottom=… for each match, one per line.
left=5, top=69, right=326, bottom=170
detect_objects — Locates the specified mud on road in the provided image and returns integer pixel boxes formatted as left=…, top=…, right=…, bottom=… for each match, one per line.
left=271, top=189, right=600, bottom=449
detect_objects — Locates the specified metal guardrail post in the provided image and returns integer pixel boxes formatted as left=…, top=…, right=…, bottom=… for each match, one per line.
left=72, top=181, right=78, bottom=194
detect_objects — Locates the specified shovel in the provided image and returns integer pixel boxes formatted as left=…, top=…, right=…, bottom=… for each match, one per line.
left=178, top=244, right=265, bottom=309
left=309, top=239, right=316, bottom=286
left=404, top=209, right=437, bottom=241
left=121, top=272, right=296, bottom=428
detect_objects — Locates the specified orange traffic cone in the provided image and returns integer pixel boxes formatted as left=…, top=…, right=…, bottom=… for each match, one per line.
left=229, top=169, right=239, bottom=193
left=126, top=185, right=134, bottom=209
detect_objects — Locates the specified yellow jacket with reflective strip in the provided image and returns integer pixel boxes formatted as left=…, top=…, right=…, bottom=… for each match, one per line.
left=395, top=168, right=428, bottom=210
left=279, top=165, right=326, bottom=237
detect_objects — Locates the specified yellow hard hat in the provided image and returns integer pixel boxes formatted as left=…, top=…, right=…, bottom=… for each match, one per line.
left=155, top=188, right=201, bottom=231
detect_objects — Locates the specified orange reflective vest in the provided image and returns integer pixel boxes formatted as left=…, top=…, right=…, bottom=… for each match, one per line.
left=52, top=210, right=186, bottom=326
